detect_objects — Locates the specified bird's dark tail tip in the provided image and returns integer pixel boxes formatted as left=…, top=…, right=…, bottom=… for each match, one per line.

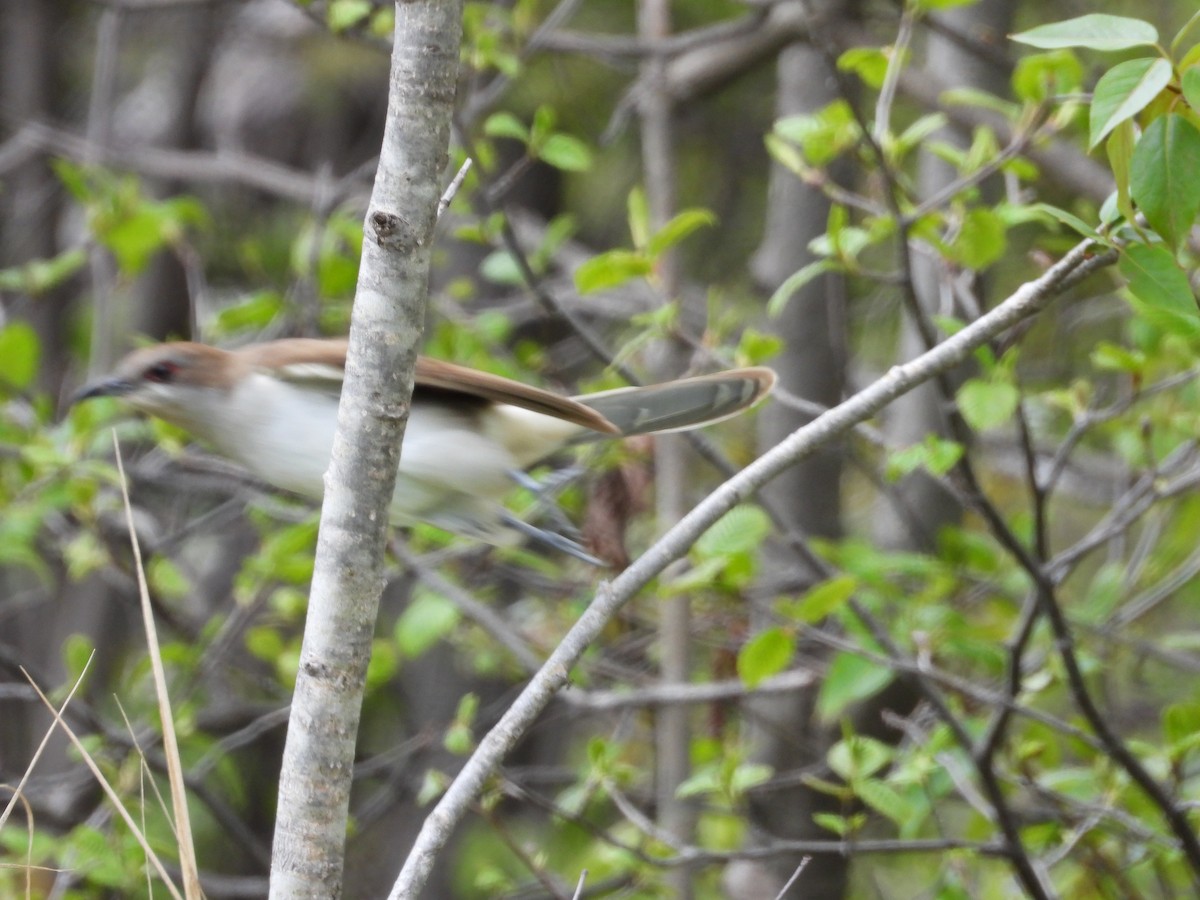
left=575, top=368, right=776, bottom=437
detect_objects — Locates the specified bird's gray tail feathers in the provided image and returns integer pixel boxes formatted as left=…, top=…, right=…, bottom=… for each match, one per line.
left=574, top=367, right=776, bottom=438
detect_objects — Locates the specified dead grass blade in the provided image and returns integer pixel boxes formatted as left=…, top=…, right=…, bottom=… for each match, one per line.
left=113, top=432, right=203, bottom=899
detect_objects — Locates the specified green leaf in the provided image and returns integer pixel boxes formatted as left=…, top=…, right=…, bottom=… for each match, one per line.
left=1025, top=203, right=1103, bottom=240
left=892, top=114, right=949, bottom=159
left=244, top=626, right=285, bottom=664
left=646, top=209, right=716, bottom=258
left=737, top=627, right=795, bottom=688
left=573, top=249, right=651, bottom=294
left=766, top=259, right=836, bottom=317
left=327, top=0, right=372, bottom=32
left=53, top=158, right=91, bottom=202
left=69, top=825, right=130, bottom=888
left=950, top=208, right=1006, bottom=270
left=395, top=588, right=461, bottom=658
left=1130, top=114, right=1200, bottom=249
left=660, top=556, right=731, bottom=596
left=537, top=134, right=593, bottom=172
left=148, top=557, right=190, bottom=600
left=627, top=187, right=650, bottom=249
left=1077, top=560, right=1125, bottom=625
left=940, top=87, right=1020, bottom=117
left=695, top=504, right=772, bottom=557
left=366, top=639, right=398, bottom=689
left=64, top=533, right=108, bottom=582
left=1119, top=242, right=1198, bottom=317
left=956, top=379, right=1020, bottom=432
left=781, top=575, right=857, bottom=624
left=482, top=112, right=529, bottom=142
left=817, top=652, right=894, bottom=721
left=1012, top=15, right=1159, bottom=51
left=479, top=250, right=524, bottom=285
left=885, top=434, right=964, bottom=481
left=0, top=321, right=40, bottom=389
left=728, top=762, right=774, bottom=796
left=855, top=778, right=910, bottom=824
left=1090, top=341, right=1145, bottom=374
left=530, top=105, right=557, bottom=144
left=417, top=769, right=449, bottom=805
left=63, top=634, right=95, bottom=682
left=1127, top=294, right=1200, bottom=338
left=444, top=693, right=479, bottom=755
left=1089, top=57, right=1173, bottom=149
left=773, top=100, right=860, bottom=166
left=736, top=328, right=784, bottom=365
left=1107, top=119, right=1136, bottom=225
left=212, top=291, right=284, bottom=337
left=317, top=255, right=358, bottom=299
left=828, top=735, right=894, bottom=781
left=812, top=812, right=853, bottom=836
left=104, top=207, right=169, bottom=274
left=1184, top=67, right=1200, bottom=112
left=913, top=0, right=975, bottom=9
left=369, top=6, right=394, bottom=37
left=0, top=248, right=87, bottom=294
left=837, top=47, right=890, bottom=90
left=1012, top=50, right=1083, bottom=103
left=676, top=766, right=723, bottom=799
left=1163, top=702, right=1200, bottom=753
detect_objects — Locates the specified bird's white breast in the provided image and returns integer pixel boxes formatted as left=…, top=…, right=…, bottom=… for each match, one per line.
left=201, top=373, right=340, bottom=496
left=192, top=374, right=544, bottom=524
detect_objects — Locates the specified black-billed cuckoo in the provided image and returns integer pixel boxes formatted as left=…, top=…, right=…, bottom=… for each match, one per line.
left=75, top=339, right=775, bottom=558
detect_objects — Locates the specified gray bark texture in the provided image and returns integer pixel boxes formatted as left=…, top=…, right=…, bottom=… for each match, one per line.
left=267, top=2, right=463, bottom=896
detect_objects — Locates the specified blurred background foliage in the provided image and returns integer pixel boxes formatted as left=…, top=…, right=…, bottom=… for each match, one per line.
left=4, top=0, right=1200, bottom=897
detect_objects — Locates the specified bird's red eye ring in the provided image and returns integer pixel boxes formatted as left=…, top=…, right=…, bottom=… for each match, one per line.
left=144, top=361, right=179, bottom=383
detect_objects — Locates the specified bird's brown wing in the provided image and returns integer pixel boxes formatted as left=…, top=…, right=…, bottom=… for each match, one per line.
left=415, top=358, right=619, bottom=434
left=245, top=338, right=618, bottom=434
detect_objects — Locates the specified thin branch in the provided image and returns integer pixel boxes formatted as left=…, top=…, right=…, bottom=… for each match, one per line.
left=437, top=157, right=473, bottom=220
left=563, top=668, right=815, bottom=711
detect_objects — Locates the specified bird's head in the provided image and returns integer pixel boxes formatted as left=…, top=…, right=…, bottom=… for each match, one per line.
left=73, top=342, right=237, bottom=423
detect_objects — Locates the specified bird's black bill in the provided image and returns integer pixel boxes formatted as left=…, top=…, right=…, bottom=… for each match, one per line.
left=70, top=378, right=135, bottom=405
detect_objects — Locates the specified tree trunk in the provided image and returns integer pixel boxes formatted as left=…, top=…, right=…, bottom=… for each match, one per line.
left=268, top=2, right=463, bottom=895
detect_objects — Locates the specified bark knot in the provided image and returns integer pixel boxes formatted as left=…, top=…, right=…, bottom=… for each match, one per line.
left=369, top=209, right=418, bottom=250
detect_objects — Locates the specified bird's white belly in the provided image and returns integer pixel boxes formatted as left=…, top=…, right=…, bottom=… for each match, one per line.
left=207, top=376, right=517, bottom=533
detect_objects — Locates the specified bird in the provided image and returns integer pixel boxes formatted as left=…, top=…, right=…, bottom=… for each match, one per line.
left=74, top=338, right=776, bottom=560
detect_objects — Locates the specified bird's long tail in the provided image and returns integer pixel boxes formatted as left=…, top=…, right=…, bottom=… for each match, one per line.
left=573, top=367, right=776, bottom=438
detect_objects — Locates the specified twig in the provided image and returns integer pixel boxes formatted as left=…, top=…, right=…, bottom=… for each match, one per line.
left=563, top=668, right=815, bottom=711
left=571, top=869, right=588, bottom=900
left=436, top=158, right=472, bottom=220
left=773, top=856, right=811, bottom=900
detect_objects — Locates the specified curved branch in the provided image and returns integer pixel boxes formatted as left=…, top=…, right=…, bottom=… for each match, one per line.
left=390, top=239, right=1113, bottom=897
